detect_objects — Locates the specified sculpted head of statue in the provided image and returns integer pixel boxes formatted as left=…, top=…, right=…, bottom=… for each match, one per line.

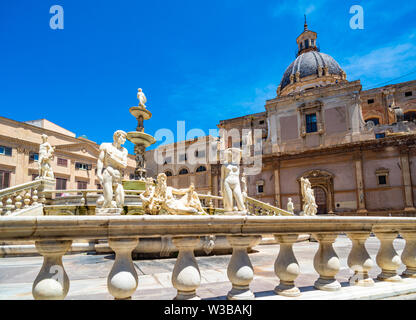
left=113, top=130, right=127, bottom=146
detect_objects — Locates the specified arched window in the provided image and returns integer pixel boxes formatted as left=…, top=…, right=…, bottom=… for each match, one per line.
left=404, top=111, right=416, bottom=122
left=178, top=168, right=189, bottom=175
left=196, top=166, right=207, bottom=173
left=165, top=171, right=173, bottom=177
left=365, top=117, right=380, bottom=125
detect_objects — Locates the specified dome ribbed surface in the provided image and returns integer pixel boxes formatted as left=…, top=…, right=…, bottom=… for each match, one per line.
left=280, top=51, right=344, bottom=91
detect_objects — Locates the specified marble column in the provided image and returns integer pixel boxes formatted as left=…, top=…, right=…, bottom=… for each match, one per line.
left=226, top=235, right=261, bottom=300
left=400, top=232, right=416, bottom=278
left=347, top=233, right=374, bottom=286
left=313, top=233, right=341, bottom=291
left=273, top=161, right=281, bottom=208
left=375, top=232, right=402, bottom=282
left=353, top=152, right=367, bottom=214
left=399, top=148, right=415, bottom=211
left=32, top=240, right=72, bottom=300
left=274, top=234, right=300, bottom=296
left=171, top=237, right=201, bottom=300
left=107, top=238, right=139, bottom=299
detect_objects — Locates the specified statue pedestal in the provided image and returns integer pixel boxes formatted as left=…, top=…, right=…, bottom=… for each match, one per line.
left=95, top=208, right=123, bottom=216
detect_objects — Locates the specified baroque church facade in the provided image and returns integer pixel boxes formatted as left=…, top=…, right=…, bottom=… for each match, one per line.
left=153, top=22, right=416, bottom=216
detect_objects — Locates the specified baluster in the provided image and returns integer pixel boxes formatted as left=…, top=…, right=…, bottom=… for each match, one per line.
left=347, top=233, right=374, bottom=286
left=375, top=232, right=402, bottom=282
left=32, top=188, right=39, bottom=206
left=274, top=234, right=300, bottom=296
left=399, top=232, right=416, bottom=278
left=172, top=237, right=201, bottom=300
left=226, top=235, right=261, bottom=300
left=313, top=233, right=341, bottom=291
left=107, top=238, right=139, bottom=299
left=24, top=191, right=31, bottom=208
left=14, top=193, right=22, bottom=211
left=39, top=191, right=47, bottom=204
left=5, top=195, right=14, bottom=215
left=32, top=240, right=72, bottom=300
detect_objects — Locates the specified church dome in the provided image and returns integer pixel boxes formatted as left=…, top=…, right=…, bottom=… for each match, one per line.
left=276, top=18, right=347, bottom=96
left=279, top=51, right=345, bottom=92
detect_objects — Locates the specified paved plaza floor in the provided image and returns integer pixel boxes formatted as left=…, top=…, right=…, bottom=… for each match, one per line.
left=0, top=235, right=412, bottom=300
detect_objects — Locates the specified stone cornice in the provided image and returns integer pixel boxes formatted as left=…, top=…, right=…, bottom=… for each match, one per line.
left=265, top=134, right=416, bottom=161
left=266, top=81, right=362, bottom=111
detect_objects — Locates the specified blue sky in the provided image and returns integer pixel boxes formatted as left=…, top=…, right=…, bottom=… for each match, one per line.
left=1, top=0, right=416, bottom=153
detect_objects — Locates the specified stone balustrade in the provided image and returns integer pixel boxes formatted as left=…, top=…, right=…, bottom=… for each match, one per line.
left=0, top=179, right=55, bottom=216
left=0, top=215, right=416, bottom=300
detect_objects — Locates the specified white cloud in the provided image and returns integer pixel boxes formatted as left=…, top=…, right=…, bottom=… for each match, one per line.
left=342, top=30, right=416, bottom=88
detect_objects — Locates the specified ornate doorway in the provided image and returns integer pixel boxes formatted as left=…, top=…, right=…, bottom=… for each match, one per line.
left=312, top=186, right=327, bottom=214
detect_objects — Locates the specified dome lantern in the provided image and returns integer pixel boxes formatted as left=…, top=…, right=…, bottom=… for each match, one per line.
left=296, top=15, right=318, bottom=57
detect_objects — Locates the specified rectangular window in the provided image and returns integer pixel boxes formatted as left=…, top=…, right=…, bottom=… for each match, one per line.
left=55, top=178, right=67, bottom=197
left=57, top=158, right=68, bottom=167
left=306, top=113, right=318, bottom=133
left=405, top=91, right=413, bottom=97
left=179, top=154, right=187, bottom=162
left=367, top=99, right=374, bottom=104
left=0, top=146, right=12, bottom=156
left=0, top=170, right=10, bottom=190
left=29, top=152, right=39, bottom=162
left=75, top=162, right=92, bottom=170
left=77, top=181, right=87, bottom=190
left=378, top=175, right=387, bottom=185
left=257, top=185, right=264, bottom=193
left=259, top=120, right=265, bottom=125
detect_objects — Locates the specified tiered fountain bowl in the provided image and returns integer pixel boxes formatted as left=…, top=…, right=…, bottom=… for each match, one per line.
left=122, top=104, right=156, bottom=191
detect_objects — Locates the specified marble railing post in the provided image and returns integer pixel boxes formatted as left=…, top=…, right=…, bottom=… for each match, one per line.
left=400, top=232, right=416, bottom=278
left=107, top=238, right=139, bottom=300
left=32, top=240, right=72, bottom=300
left=274, top=234, right=300, bottom=297
left=313, top=234, right=341, bottom=291
left=171, top=237, right=201, bottom=300
left=226, top=235, right=261, bottom=300
left=375, top=232, right=402, bottom=282
left=347, top=233, right=374, bottom=286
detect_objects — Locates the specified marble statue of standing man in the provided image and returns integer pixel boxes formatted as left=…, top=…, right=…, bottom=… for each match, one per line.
left=38, top=134, right=55, bottom=180
left=96, top=130, right=128, bottom=213
left=137, top=88, right=147, bottom=109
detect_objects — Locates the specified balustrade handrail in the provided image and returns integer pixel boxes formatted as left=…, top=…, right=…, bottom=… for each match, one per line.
left=0, top=215, right=415, bottom=241
left=246, top=196, right=294, bottom=216
left=0, top=179, right=45, bottom=198
left=44, top=189, right=144, bottom=194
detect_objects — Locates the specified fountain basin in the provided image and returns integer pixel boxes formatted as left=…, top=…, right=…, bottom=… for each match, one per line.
left=127, top=131, right=156, bottom=147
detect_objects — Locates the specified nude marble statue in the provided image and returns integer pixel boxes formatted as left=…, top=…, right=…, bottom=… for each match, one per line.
left=137, top=88, right=147, bottom=109
left=221, top=148, right=246, bottom=214
left=300, top=177, right=317, bottom=216
left=141, top=173, right=207, bottom=215
left=96, top=130, right=128, bottom=209
left=38, top=134, right=55, bottom=180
